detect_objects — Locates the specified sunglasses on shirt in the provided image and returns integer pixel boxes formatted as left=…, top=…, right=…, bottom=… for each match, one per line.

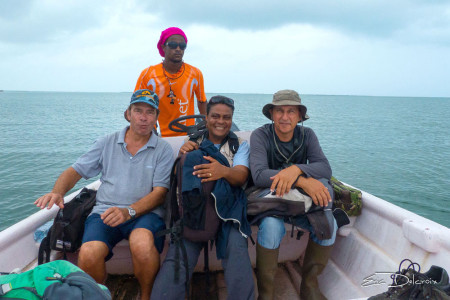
left=165, top=41, right=187, bottom=50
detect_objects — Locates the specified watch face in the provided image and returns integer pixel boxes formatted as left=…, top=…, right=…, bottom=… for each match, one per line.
left=128, top=207, right=136, bottom=217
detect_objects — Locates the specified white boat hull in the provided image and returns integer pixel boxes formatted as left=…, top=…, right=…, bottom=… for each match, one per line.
left=1, top=131, right=449, bottom=299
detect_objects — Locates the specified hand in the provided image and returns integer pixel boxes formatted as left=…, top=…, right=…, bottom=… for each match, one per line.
left=34, top=193, right=64, bottom=210
left=270, top=165, right=302, bottom=197
left=297, top=177, right=332, bottom=207
left=179, top=141, right=199, bottom=155
left=193, top=156, right=227, bottom=183
left=101, top=207, right=129, bottom=227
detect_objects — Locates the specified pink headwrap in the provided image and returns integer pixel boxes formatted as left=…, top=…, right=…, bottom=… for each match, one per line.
left=157, top=27, right=188, bottom=57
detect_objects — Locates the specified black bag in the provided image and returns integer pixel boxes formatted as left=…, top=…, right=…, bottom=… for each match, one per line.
left=245, top=186, right=337, bottom=240
left=38, top=188, right=97, bottom=264
left=178, top=153, right=220, bottom=242
left=159, top=153, right=220, bottom=243
left=246, top=186, right=313, bottom=216
left=156, top=138, right=241, bottom=300
left=156, top=153, right=222, bottom=300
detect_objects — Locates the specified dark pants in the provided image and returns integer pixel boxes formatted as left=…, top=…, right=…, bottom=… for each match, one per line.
left=151, top=226, right=255, bottom=300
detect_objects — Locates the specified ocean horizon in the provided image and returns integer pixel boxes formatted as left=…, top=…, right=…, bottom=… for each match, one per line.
left=0, top=91, right=449, bottom=231
left=3, top=89, right=449, bottom=99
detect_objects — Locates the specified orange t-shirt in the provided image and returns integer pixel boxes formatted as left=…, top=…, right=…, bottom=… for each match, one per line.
left=134, top=63, right=207, bottom=137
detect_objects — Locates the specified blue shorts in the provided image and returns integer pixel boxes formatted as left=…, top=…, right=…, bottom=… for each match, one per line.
left=82, top=212, right=166, bottom=261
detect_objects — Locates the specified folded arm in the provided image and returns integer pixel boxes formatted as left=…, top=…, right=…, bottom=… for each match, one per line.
left=250, top=127, right=332, bottom=206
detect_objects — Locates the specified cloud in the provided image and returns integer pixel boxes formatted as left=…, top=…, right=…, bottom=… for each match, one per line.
left=0, top=2, right=163, bottom=92
left=0, top=0, right=111, bottom=44
left=0, top=0, right=449, bottom=96
left=2, top=0, right=450, bottom=46
left=183, top=23, right=450, bottom=97
left=147, top=0, right=450, bottom=44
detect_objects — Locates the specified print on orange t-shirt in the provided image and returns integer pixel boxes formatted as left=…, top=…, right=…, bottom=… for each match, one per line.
left=135, top=63, right=207, bottom=137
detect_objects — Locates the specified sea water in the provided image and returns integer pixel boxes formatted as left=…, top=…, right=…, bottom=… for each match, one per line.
left=0, top=91, right=449, bottom=231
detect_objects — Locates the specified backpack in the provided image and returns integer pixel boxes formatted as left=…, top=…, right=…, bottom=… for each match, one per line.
left=245, top=186, right=335, bottom=240
left=245, top=177, right=357, bottom=239
left=246, top=186, right=313, bottom=217
left=38, top=188, right=97, bottom=264
left=171, top=153, right=220, bottom=242
left=0, top=260, right=110, bottom=300
left=159, top=132, right=241, bottom=243
left=155, top=153, right=220, bottom=299
left=158, top=142, right=244, bottom=299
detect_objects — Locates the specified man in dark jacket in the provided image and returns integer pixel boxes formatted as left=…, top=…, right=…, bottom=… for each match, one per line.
left=151, top=96, right=255, bottom=300
left=250, top=90, right=337, bottom=300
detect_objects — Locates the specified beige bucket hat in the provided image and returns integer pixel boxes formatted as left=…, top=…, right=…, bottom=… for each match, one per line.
left=262, top=89, right=309, bottom=122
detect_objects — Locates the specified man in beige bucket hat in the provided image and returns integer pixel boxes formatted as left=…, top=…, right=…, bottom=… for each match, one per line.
left=262, top=89, right=309, bottom=122
left=250, top=89, right=337, bottom=299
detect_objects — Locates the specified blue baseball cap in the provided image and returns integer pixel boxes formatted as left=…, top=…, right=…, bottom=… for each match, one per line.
left=130, top=89, right=159, bottom=110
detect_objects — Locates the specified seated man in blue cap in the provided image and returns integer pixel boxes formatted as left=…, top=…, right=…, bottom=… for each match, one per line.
left=34, top=89, right=174, bottom=300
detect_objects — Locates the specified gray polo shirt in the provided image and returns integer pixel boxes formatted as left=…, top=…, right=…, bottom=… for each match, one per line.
left=72, top=126, right=174, bottom=218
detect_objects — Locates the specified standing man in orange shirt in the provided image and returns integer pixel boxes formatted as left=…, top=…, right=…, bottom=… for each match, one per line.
left=134, top=27, right=207, bottom=137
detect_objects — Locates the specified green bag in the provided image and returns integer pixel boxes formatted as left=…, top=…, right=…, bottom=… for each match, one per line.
left=0, top=260, right=110, bottom=299
left=331, top=176, right=362, bottom=216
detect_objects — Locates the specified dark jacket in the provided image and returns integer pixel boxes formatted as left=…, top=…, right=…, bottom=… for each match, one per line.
left=249, top=124, right=335, bottom=240
left=250, top=124, right=332, bottom=187
left=182, top=138, right=251, bottom=259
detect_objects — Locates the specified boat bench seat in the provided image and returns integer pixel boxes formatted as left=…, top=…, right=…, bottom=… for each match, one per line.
left=101, top=223, right=310, bottom=275
left=36, top=222, right=311, bottom=275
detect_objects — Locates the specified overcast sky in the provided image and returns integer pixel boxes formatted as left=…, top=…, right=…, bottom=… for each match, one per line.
left=1, top=0, right=449, bottom=97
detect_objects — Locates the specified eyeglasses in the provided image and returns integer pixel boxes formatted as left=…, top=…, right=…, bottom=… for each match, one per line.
left=209, top=96, right=234, bottom=107
left=165, top=41, right=187, bottom=50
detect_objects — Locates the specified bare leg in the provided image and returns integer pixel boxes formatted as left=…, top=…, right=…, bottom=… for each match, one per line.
left=78, top=241, right=109, bottom=283
left=129, top=228, right=160, bottom=300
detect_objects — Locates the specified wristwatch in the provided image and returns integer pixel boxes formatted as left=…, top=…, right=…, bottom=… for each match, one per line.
left=127, top=206, right=136, bottom=219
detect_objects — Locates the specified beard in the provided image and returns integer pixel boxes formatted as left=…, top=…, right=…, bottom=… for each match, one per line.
left=169, top=56, right=183, bottom=64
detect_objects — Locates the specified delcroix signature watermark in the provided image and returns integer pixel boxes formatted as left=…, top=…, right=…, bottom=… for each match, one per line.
left=361, top=272, right=438, bottom=288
